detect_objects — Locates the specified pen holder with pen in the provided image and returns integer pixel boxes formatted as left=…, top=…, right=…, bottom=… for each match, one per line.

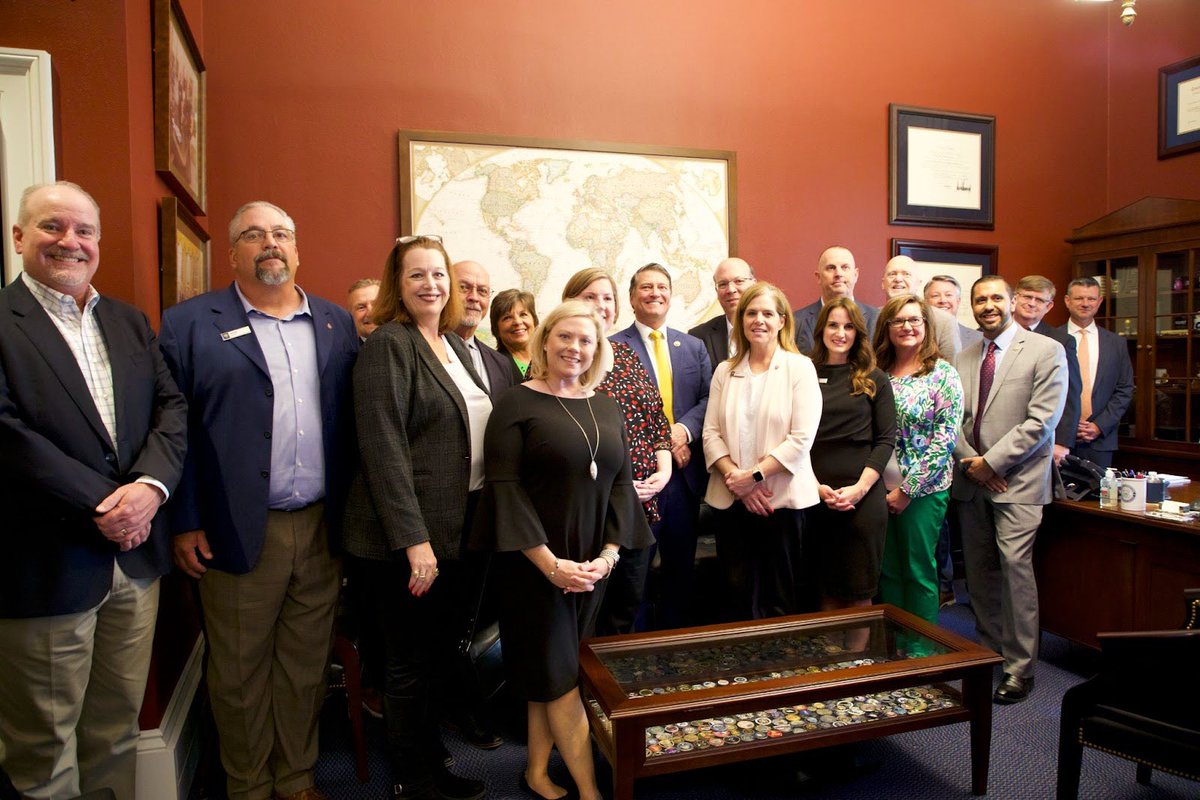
left=1118, top=476, right=1147, bottom=512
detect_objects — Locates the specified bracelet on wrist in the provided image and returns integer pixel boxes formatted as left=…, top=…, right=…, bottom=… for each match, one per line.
left=546, top=559, right=559, bottom=583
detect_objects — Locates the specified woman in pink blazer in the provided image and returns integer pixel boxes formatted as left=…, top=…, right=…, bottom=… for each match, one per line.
left=702, top=282, right=822, bottom=619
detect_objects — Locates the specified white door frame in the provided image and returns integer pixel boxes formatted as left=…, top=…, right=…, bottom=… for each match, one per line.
left=0, top=46, right=55, bottom=286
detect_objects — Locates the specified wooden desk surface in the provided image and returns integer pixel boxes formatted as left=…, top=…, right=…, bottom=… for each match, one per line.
left=1054, top=480, right=1200, bottom=538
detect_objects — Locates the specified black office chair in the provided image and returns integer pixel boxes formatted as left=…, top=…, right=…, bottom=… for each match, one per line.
left=1056, top=589, right=1200, bottom=798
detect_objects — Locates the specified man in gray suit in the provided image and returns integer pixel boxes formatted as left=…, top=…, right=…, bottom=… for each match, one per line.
left=793, top=246, right=879, bottom=354
left=882, top=255, right=960, bottom=357
left=953, top=276, right=1067, bottom=704
left=688, top=257, right=755, bottom=370
left=925, top=274, right=982, bottom=349
left=451, top=260, right=521, bottom=400
left=1062, top=277, right=1134, bottom=468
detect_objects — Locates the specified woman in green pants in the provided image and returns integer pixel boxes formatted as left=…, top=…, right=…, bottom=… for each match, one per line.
left=873, top=294, right=964, bottom=627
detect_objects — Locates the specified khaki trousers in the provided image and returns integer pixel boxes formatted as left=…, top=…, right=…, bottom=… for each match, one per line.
left=199, top=504, right=339, bottom=800
left=0, top=562, right=160, bottom=800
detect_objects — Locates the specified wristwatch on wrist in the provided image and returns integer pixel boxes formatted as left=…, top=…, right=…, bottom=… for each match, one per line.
left=752, top=468, right=765, bottom=483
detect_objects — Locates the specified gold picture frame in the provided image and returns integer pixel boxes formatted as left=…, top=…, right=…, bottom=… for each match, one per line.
left=160, top=197, right=210, bottom=311
left=153, top=0, right=206, bottom=215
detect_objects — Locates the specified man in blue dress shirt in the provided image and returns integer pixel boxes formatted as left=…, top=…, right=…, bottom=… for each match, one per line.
left=159, top=201, right=357, bottom=800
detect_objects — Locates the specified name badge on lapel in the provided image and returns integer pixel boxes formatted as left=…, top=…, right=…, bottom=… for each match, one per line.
left=220, top=326, right=252, bottom=341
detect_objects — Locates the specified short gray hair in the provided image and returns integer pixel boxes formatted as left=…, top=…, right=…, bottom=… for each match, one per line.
left=228, top=201, right=296, bottom=245
left=17, top=181, right=102, bottom=233
left=926, top=274, right=961, bottom=292
left=1067, top=276, right=1101, bottom=293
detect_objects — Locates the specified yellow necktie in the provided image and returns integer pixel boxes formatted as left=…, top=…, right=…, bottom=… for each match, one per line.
left=651, top=330, right=674, bottom=425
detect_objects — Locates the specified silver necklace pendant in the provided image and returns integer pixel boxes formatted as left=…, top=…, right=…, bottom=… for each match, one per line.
left=589, top=459, right=598, bottom=480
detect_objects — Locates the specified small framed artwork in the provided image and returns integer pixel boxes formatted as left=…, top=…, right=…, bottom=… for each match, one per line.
left=1159, top=55, right=1200, bottom=159
left=160, top=197, right=210, bottom=311
left=153, top=0, right=206, bottom=214
left=890, top=238, right=997, bottom=328
left=890, top=104, right=995, bottom=230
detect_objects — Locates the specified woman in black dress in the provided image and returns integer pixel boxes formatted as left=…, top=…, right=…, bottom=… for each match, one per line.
left=471, top=300, right=652, bottom=800
left=562, top=267, right=671, bottom=635
left=806, top=298, right=896, bottom=612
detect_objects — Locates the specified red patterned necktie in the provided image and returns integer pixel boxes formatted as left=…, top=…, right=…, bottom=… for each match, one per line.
left=972, top=341, right=998, bottom=451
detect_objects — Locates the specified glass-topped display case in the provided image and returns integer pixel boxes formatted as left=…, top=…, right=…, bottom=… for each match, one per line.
left=579, top=605, right=1001, bottom=799
left=1069, top=197, right=1200, bottom=462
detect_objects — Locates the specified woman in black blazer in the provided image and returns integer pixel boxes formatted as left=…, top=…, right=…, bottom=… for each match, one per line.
left=341, top=235, right=492, bottom=800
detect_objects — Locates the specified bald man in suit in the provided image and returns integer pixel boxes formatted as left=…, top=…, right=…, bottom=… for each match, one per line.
left=953, top=276, right=1067, bottom=705
left=688, top=257, right=756, bottom=370
left=793, top=246, right=879, bottom=354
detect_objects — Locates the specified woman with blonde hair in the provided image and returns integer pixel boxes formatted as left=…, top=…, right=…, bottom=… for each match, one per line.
left=702, top=282, right=822, bottom=620
left=471, top=300, right=652, bottom=800
left=561, top=267, right=671, bottom=634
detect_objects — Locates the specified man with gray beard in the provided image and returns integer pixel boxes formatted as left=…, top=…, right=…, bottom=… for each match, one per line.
left=159, top=201, right=358, bottom=800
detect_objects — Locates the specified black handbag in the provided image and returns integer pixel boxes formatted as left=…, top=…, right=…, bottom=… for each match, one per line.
left=459, top=555, right=505, bottom=700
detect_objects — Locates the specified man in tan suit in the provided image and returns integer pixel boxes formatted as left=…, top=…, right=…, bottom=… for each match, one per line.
left=952, top=276, right=1067, bottom=704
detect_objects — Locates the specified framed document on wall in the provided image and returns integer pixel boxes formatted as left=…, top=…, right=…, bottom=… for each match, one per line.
left=153, top=0, right=206, bottom=215
left=1159, top=55, right=1200, bottom=159
left=890, top=105, right=995, bottom=230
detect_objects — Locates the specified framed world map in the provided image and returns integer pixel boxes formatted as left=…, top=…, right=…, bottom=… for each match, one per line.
left=398, top=131, right=736, bottom=339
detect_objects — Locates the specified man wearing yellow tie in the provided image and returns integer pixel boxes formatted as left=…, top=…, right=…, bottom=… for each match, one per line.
left=610, top=263, right=712, bottom=628
left=1061, top=277, right=1133, bottom=468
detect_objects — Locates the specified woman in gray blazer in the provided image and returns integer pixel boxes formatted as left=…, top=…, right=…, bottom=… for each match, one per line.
left=342, top=235, right=491, bottom=800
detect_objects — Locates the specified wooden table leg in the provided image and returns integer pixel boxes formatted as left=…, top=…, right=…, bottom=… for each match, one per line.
left=611, top=721, right=639, bottom=800
left=965, top=667, right=993, bottom=795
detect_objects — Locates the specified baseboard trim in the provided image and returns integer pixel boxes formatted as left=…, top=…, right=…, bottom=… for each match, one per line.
left=136, top=637, right=205, bottom=800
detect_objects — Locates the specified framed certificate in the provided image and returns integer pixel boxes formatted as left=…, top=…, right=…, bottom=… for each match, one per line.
left=890, top=238, right=998, bottom=328
left=1159, top=55, right=1200, bottom=160
left=890, top=105, right=995, bottom=230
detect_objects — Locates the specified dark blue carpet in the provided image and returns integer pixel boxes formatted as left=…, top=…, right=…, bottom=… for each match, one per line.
left=313, top=604, right=1198, bottom=799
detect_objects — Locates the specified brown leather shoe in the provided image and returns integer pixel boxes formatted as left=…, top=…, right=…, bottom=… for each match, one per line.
left=276, top=788, right=329, bottom=800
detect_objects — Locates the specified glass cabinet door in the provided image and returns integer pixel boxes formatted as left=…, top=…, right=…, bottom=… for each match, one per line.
left=1081, top=256, right=1138, bottom=437
left=1152, top=249, right=1199, bottom=442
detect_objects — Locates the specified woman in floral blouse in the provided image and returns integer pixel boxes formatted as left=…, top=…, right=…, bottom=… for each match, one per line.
left=562, top=267, right=671, bottom=634
left=873, top=294, right=964, bottom=625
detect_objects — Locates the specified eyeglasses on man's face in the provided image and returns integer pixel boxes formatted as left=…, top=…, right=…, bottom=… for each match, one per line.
left=716, top=277, right=753, bottom=292
left=1016, top=292, right=1051, bottom=307
left=459, top=282, right=492, bottom=298
left=236, top=227, right=295, bottom=245
left=888, top=316, right=925, bottom=329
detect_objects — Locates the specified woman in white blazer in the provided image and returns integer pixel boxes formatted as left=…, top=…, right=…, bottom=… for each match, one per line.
left=703, top=282, right=822, bottom=619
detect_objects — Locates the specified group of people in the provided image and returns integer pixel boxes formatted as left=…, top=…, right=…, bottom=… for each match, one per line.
left=0, top=181, right=1134, bottom=800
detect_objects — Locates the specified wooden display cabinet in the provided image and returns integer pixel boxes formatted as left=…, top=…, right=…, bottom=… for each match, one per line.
left=579, top=605, right=1001, bottom=799
left=1068, top=197, right=1200, bottom=469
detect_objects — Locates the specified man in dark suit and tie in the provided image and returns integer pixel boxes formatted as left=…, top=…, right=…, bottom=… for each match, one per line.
left=0, top=182, right=187, bottom=799
left=610, top=263, right=711, bottom=627
left=953, top=276, right=1067, bottom=705
left=793, top=246, right=880, bottom=354
left=160, top=201, right=358, bottom=800
left=688, top=257, right=756, bottom=370
left=1013, top=275, right=1082, bottom=466
left=1062, top=277, right=1134, bottom=468
left=452, top=260, right=522, bottom=400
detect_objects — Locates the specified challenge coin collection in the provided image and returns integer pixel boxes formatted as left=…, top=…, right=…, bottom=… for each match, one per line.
left=601, top=631, right=946, bottom=699
left=588, top=685, right=959, bottom=759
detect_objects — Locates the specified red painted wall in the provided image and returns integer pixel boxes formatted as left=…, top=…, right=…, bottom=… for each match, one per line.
left=193, top=0, right=1195, bottom=326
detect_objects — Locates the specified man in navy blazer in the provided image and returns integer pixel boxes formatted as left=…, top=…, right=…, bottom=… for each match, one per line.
left=1014, top=275, right=1082, bottom=466
left=793, top=246, right=879, bottom=354
left=1062, top=277, right=1134, bottom=468
left=688, top=257, right=757, bottom=370
left=159, top=201, right=357, bottom=800
left=452, top=260, right=522, bottom=400
left=610, top=263, right=711, bottom=628
left=0, top=182, right=187, bottom=799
